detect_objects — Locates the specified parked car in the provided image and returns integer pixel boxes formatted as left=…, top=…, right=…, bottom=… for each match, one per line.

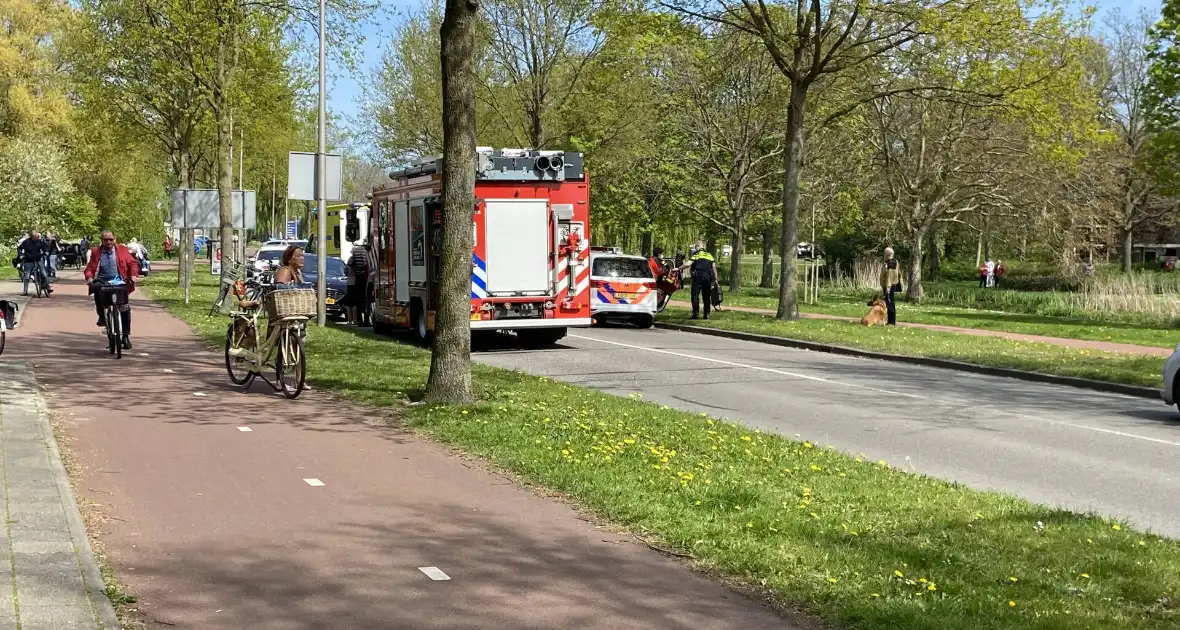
left=250, top=240, right=307, bottom=272
left=1161, top=345, right=1180, bottom=412
left=588, top=248, right=658, bottom=328
left=302, top=253, right=347, bottom=319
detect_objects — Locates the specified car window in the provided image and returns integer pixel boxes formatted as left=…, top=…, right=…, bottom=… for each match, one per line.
left=303, top=255, right=346, bottom=276
left=256, top=250, right=283, bottom=261
left=593, top=257, right=652, bottom=279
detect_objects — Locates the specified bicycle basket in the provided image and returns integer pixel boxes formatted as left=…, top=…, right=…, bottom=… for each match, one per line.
left=265, top=288, right=316, bottom=319
left=98, top=285, right=130, bottom=307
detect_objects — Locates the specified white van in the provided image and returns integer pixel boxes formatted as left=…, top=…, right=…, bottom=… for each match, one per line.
left=589, top=249, right=658, bottom=328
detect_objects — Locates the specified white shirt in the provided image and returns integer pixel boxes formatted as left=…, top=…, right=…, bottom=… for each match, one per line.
left=985, top=261, right=995, bottom=275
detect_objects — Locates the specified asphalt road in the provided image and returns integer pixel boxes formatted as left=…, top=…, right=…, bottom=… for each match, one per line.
left=475, top=326, right=1180, bottom=538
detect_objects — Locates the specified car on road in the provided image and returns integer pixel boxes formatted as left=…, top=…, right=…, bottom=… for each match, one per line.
left=1162, top=345, right=1180, bottom=411
left=589, top=248, right=657, bottom=329
left=302, top=253, right=347, bottom=319
left=251, top=239, right=307, bottom=272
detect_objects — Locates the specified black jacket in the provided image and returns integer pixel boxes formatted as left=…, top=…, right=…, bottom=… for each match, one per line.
left=17, top=238, right=46, bottom=262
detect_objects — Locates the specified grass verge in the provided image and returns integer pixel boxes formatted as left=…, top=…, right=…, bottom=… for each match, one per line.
left=660, top=307, right=1162, bottom=389
left=717, top=288, right=1179, bottom=350
left=143, top=273, right=1179, bottom=630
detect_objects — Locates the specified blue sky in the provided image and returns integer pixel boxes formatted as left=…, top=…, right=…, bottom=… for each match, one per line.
left=325, top=0, right=1164, bottom=138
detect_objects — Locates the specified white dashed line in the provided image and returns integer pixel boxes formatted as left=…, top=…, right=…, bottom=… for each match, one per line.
left=237, top=427, right=253, bottom=432
left=162, top=369, right=174, bottom=373
left=192, top=392, right=206, bottom=397
left=303, top=478, right=325, bottom=487
left=570, top=334, right=926, bottom=399
left=139, top=352, right=150, bottom=357
left=418, top=567, right=450, bottom=581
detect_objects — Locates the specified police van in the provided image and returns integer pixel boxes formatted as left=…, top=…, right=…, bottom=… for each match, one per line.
left=588, top=247, right=658, bottom=329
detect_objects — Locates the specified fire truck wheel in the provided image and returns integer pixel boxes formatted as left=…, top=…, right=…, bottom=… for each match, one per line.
left=518, top=327, right=567, bottom=349
left=411, top=302, right=431, bottom=346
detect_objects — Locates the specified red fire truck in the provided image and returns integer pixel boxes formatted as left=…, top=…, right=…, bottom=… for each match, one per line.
left=369, top=148, right=591, bottom=346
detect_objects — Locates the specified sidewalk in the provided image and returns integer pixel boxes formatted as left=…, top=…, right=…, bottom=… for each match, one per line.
left=669, top=300, right=1172, bottom=357
left=0, top=361, right=119, bottom=629
left=5, top=274, right=799, bottom=628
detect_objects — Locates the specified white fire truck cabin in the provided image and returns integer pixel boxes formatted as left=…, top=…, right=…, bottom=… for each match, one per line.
left=369, top=148, right=592, bottom=347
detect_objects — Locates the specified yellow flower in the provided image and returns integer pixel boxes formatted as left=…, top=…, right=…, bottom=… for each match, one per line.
left=461, top=410, right=469, bottom=415
left=804, top=441, right=813, bottom=448
left=1008, top=576, right=1018, bottom=583
left=894, top=570, right=904, bottom=578
left=827, top=577, right=838, bottom=584
left=1009, top=601, right=1016, bottom=608
left=1112, top=523, right=1122, bottom=531
left=927, top=584, right=937, bottom=592
left=870, top=593, right=880, bottom=598
left=1080, top=573, right=1090, bottom=579
left=623, top=438, right=635, bottom=445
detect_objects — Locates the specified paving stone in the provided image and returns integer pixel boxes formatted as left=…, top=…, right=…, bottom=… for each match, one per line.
left=17, top=606, right=97, bottom=630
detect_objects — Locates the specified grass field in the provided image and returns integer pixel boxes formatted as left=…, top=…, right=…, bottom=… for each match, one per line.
left=141, top=272, right=1180, bottom=630
left=716, top=287, right=1180, bottom=350
left=660, top=307, right=1163, bottom=388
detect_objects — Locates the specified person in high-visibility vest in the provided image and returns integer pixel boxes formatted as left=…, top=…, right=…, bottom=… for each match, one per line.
left=679, top=241, right=719, bottom=319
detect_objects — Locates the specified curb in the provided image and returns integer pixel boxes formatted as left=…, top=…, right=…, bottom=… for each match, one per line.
left=656, top=322, right=1161, bottom=400
left=17, top=362, right=123, bottom=629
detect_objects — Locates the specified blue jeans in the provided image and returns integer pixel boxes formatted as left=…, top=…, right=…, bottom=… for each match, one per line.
left=21, top=261, right=46, bottom=294
left=885, top=286, right=897, bottom=325
left=48, top=255, right=57, bottom=276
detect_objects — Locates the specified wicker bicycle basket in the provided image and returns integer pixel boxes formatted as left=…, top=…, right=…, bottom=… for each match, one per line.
left=265, top=288, right=317, bottom=319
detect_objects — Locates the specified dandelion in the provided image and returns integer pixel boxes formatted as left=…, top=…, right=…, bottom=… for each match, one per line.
left=894, top=570, right=904, bottom=578
left=828, top=577, right=838, bottom=584
left=1009, top=601, right=1016, bottom=608
left=1080, top=573, right=1090, bottom=579
left=927, top=584, right=937, bottom=592
left=461, top=410, right=469, bottom=415
left=1112, top=523, right=1122, bottom=531
left=870, top=593, right=880, bottom=598
left=1008, top=577, right=1018, bottom=583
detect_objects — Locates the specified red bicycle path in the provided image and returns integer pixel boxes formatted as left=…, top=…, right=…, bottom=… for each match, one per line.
left=668, top=301, right=1171, bottom=357
left=5, top=272, right=805, bottom=629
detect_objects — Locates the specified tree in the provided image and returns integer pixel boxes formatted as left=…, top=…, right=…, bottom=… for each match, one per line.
left=664, top=31, right=784, bottom=292
left=0, top=0, right=72, bottom=139
left=662, top=0, right=949, bottom=320
left=426, top=0, right=481, bottom=404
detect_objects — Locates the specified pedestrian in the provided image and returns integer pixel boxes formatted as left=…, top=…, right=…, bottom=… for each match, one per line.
left=79, top=235, right=91, bottom=265
left=46, top=232, right=60, bottom=278
left=163, top=236, right=173, bottom=260
left=680, top=240, right=718, bottom=320
left=346, top=244, right=370, bottom=325
left=978, top=260, right=987, bottom=288
left=985, top=258, right=995, bottom=288
left=995, top=260, right=1005, bottom=288
left=879, top=247, right=902, bottom=326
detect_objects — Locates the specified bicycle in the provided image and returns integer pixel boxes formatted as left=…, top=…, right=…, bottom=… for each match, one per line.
left=224, top=284, right=312, bottom=399
left=23, top=260, right=50, bottom=299
left=209, top=261, right=248, bottom=317
left=95, top=282, right=130, bottom=358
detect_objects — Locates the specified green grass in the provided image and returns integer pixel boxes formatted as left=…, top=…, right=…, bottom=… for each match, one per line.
left=716, top=287, right=1180, bottom=350
left=661, top=308, right=1162, bottom=389
left=0, top=266, right=18, bottom=281
left=142, top=272, right=1180, bottom=630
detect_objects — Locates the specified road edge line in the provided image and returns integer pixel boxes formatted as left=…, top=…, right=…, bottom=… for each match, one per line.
left=655, top=322, right=1160, bottom=401
left=20, top=363, right=123, bottom=629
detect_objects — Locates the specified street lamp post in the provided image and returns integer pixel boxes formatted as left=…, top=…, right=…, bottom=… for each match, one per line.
left=315, top=0, right=327, bottom=327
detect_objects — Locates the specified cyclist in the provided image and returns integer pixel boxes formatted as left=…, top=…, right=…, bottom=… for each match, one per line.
left=84, top=231, right=140, bottom=350
left=16, top=232, right=51, bottom=296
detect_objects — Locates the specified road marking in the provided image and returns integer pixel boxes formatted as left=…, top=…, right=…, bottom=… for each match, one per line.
left=303, top=478, right=325, bottom=486
left=162, top=369, right=174, bottom=373
left=192, top=392, right=206, bottom=397
left=1032, top=417, right=1180, bottom=449
left=570, top=334, right=926, bottom=399
left=418, top=567, right=451, bottom=581
left=139, top=352, right=150, bottom=357
left=237, top=427, right=252, bottom=432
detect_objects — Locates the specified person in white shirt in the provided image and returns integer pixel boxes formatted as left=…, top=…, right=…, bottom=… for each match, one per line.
left=984, top=259, right=995, bottom=288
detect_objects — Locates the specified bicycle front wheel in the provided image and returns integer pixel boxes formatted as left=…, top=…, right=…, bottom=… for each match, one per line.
left=225, top=321, right=256, bottom=386
left=275, top=327, right=306, bottom=399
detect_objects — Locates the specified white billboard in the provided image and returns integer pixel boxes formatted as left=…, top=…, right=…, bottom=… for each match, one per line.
left=170, top=189, right=257, bottom=229
left=288, top=152, right=343, bottom=201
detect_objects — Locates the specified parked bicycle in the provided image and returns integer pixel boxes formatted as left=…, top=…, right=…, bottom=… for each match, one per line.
left=224, top=275, right=312, bottom=399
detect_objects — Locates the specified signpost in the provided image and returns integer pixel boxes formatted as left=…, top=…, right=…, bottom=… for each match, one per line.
left=286, top=220, right=299, bottom=239
left=170, top=189, right=257, bottom=304
left=287, top=149, right=342, bottom=327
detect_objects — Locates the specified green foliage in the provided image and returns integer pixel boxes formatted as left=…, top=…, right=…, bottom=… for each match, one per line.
left=0, top=137, right=77, bottom=240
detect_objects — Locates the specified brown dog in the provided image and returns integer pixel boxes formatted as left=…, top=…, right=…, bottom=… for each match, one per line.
left=861, top=298, right=887, bottom=326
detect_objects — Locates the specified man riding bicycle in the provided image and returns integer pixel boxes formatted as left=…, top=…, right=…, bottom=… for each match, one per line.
left=84, top=231, right=140, bottom=350
left=16, top=232, right=51, bottom=297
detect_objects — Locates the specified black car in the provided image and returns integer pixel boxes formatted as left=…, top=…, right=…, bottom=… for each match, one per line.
left=302, top=253, right=348, bottom=319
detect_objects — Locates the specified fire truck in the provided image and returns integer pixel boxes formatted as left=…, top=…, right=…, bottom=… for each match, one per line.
left=369, top=148, right=591, bottom=346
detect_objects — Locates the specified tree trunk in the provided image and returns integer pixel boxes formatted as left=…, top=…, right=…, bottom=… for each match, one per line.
left=1123, top=227, right=1133, bottom=273
left=906, top=224, right=927, bottom=302
left=640, top=231, right=653, bottom=258
left=216, top=107, right=235, bottom=285
left=426, top=0, right=480, bottom=405
left=975, top=230, right=983, bottom=267
left=760, top=228, right=775, bottom=288
left=729, top=217, right=744, bottom=293
left=776, top=81, right=806, bottom=320
left=928, top=223, right=940, bottom=280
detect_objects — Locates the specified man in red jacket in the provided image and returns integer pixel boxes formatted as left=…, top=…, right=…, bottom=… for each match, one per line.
left=84, top=231, right=140, bottom=349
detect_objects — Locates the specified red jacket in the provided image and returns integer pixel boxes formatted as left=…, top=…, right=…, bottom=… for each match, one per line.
left=84, top=245, right=140, bottom=293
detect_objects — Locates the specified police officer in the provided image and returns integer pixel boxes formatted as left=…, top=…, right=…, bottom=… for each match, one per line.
left=680, top=240, right=719, bottom=319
